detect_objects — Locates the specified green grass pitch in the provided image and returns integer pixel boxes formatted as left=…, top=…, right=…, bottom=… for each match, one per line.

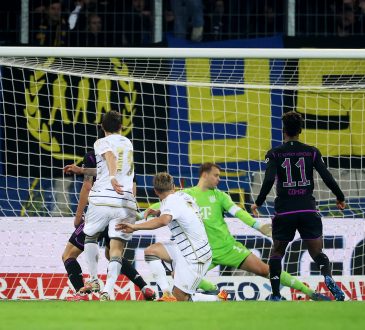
left=0, top=301, right=363, bottom=330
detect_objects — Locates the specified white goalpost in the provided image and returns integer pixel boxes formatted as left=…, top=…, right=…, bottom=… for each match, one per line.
left=0, top=47, right=364, bottom=301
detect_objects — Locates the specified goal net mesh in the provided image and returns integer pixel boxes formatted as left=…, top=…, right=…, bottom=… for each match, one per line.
left=0, top=54, right=364, bottom=300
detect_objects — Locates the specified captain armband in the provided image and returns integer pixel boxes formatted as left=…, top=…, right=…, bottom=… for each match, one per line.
left=227, top=205, right=241, bottom=216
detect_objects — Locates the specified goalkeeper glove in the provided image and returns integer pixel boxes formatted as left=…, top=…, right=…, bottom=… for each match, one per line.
left=136, top=210, right=158, bottom=221
left=252, top=221, right=272, bottom=238
left=136, top=211, right=145, bottom=221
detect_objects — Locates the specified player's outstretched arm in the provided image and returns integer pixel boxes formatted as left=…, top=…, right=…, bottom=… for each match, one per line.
left=223, top=191, right=272, bottom=238
left=63, top=164, right=97, bottom=177
left=64, top=164, right=83, bottom=175
left=236, top=206, right=272, bottom=238
left=117, top=214, right=171, bottom=232
left=116, top=223, right=137, bottom=233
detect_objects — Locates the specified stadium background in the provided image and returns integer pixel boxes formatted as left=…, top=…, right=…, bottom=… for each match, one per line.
left=1, top=1, right=365, bottom=216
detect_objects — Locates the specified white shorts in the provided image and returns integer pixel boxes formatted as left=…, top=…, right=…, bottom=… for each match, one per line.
left=84, top=202, right=136, bottom=241
left=163, top=241, right=211, bottom=295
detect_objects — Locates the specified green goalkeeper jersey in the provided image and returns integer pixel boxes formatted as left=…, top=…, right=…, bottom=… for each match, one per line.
left=183, top=186, right=248, bottom=256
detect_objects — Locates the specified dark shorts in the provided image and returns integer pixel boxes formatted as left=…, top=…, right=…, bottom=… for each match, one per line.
left=272, top=212, right=323, bottom=241
left=68, top=223, right=110, bottom=251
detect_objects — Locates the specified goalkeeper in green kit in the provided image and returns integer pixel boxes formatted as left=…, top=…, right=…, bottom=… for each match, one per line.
left=144, top=162, right=329, bottom=301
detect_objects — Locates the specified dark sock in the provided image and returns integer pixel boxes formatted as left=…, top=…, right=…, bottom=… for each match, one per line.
left=120, top=258, right=147, bottom=290
left=313, top=253, right=331, bottom=277
left=64, top=258, right=84, bottom=292
left=269, top=257, right=282, bottom=297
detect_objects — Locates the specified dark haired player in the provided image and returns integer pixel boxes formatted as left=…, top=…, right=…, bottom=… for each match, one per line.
left=63, top=149, right=155, bottom=301
left=251, top=111, right=346, bottom=301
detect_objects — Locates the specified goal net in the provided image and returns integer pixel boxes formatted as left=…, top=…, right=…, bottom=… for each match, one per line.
left=0, top=48, right=364, bottom=300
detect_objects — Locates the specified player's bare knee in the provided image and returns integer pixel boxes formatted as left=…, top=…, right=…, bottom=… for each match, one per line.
left=144, top=243, right=162, bottom=257
left=61, top=251, right=68, bottom=262
left=62, top=243, right=81, bottom=262
left=307, top=245, right=322, bottom=259
left=62, top=251, right=74, bottom=262
left=108, top=238, right=126, bottom=257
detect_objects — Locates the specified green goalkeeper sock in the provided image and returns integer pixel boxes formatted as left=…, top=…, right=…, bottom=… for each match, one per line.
left=197, top=278, right=217, bottom=292
left=280, top=271, right=314, bottom=297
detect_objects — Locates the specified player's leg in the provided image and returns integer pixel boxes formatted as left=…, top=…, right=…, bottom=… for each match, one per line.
left=300, top=213, right=345, bottom=301
left=83, top=204, right=109, bottom=289
left=173, top=285, right=226, bottom=301
left=173, top=257, right=226, bottom=302
left=62, top=242, right=84, bottom=293
left=238, top=245, right=327, bottom=300
left=196, top=243, right=251, bottom=294
left=101, top=238, right=126, bottom=300
left=228, top=240, right=282, bottom=298
left=267, top=214, right=297, bottom=299
left=62, top=223, right=85, bottom=293
left=120, top=257, right=156, bottom=300
left=102, top=226, right=155, bottom=299
left=100, top=209, right=136, bottom=301
left=144, top=242, right=173, bottom=298
left=83, top=233, right=101, bottom=282
left=268, top=213, right=326, bottom=300
left=162, top=244, right=225, bottom=302
left=208, top=224, right=318, bottom=301
left=146, top=242, right=199, bottom=301
left=308, top=238, right=345, bottom=301
left=268, top=240, right=288, bottom=299
left=103, top=231, right=155, bottom=300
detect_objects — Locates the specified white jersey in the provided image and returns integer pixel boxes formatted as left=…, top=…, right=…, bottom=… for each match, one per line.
left=88, top=134, right=136, bottom=209
left=160, top=191, right=212, bottom=263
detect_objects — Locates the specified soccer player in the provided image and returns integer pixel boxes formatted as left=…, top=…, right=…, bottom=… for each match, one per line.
left=145, top=162, right=329, bottom=301
left=62, top=150, right=98, bottom=300
left=117, top=172, right=228, bottom=302
left=251, top=111, right=346, bottom=301
left=62, top=150, right=155, bottom=301
left=80, top=110, right=140, bottom=301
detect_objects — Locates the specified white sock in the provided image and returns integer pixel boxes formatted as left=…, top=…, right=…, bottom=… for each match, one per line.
left=103, top=260, right=122, bottom=295
left=147, top=259, right=170, bottom=292
left=191, top=292, right=219, bottom=302
left=84, top=243, right=99, bottom=280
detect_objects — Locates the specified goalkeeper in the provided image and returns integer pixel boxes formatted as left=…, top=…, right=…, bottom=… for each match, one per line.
left=144, top=162, right=329, bottom=301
